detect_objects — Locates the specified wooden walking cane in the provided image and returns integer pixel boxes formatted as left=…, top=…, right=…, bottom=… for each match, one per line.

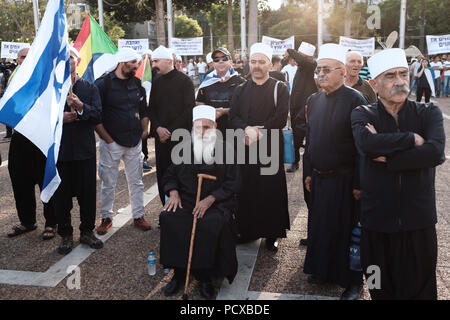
left=182, top=173, right=217, bottom=300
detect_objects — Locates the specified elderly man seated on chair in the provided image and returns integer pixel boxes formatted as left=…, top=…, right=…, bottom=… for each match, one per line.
left=159, top=105, right=240, bottom=299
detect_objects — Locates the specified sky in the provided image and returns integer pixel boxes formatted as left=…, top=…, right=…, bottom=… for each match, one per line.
left=267, top=0, right=282, bottom=10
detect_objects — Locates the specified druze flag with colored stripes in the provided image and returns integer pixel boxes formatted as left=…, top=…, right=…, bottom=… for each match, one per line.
left=135, top=55, right=152, bottom=103
left=0, top=0, right=71, bottom=202
left=74, top=13, right=117, bottom=82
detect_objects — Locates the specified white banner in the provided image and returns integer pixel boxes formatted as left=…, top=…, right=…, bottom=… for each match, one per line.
left=1, top=42, right=31, bottom=59
left=426, top=34, right=450, bottom=55
left=170, top=37, right=203, bottom=56
left=339, top=36, right=375, bottom=57
left=118, top=39, right=149, bottom=54
left=262, top=36, right=295, bottom=55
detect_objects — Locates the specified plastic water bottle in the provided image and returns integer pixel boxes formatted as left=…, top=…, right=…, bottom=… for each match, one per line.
left=283, top=126, right=295, bottom=164
left=349, top=223, right=362, bottom=272
left=148, top=252, right=156, bottom=276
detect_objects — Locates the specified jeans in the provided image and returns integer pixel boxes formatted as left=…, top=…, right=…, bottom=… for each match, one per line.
left=99, top=139, right=144, bottom=219
left=408, top=79, right=417, bottom=96
left=444, top=76, right=450, bottom=97
left=434, top=78, right=441, bottom=97
left=199, top=73, right=206, bottom=83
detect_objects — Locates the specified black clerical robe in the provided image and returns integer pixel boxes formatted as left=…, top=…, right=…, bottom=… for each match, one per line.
left=148, top=69, right=195, bottom=204
left=229, top=77, right=290, bottom=240
left=351, top=99, right=445, bottom=299
left=159, top=148, right=240, bottom=283
left=303, top=85, right=367, bottom=288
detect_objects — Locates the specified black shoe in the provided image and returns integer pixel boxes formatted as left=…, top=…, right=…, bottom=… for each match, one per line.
left=80, top=231, right=104, bottom=249
left=199, top=281, right=214, bottom=299
left=286, top=163, right=299, bottom=173
left=265, top=238, right=278, bottom=252
left=300, top=238, right=308, bottom=246
left=58, top=235, right=73, bottom=255
left=307, top=275, right=326, bottom=285
left=340, top=285, right=363, bottom=300
left=164, top=277, right=181, bottom=296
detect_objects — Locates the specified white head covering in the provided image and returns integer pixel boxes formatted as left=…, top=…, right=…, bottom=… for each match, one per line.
left=152, top=45, right=172, bottom=60
left=367, top=48, right=409, bottom=79
left=116, top=47, right=141, bottom=63
left=298, top=42, right=316, bottom=56
left=69, top=46, right=80, bottom=59
left=317, top=43, right=347, bottom=65
left=206, top=52, right=213, bottom=64
left=176, top=54, right=182, bottom=62
left=250, top=43, right=273, bottom=61
left=193, top=105, right=216, bottom=122
left=141, top=49, right=153, bottom=56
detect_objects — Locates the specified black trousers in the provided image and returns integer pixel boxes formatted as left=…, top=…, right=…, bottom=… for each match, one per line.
left=8, top=132, right=56, bottom=228
left=155, top=139, right=175, bottom=205
left=5, top=125, right=13, bottom=137
left=53, top=158, right=97, bottom=236
left=142, top=137, right=148, bottom=161
left=174, top=267, right=212, bottom=282
left=416, top=87, right=431, bottom=103
left=292, top=116, right=305, bottom=165
left=361, top=226, right=438, bottom=300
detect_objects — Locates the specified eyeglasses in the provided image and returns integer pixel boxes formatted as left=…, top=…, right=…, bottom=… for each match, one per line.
left=213, top=56, right=229, bottom=63
left=314, top=67, right=342, bottom=75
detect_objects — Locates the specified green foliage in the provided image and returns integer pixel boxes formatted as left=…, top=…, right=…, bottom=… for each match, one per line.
left=174, top=15, right=203, bottom=38
left=206, top=1, right=241, bottom=50
left=0, top=0, right=42, bottom=43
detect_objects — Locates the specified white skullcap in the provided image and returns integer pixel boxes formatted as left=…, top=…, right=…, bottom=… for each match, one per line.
left=69, top=46, right=80, bottom=59
left=176, top=54, right=182, bottom=62
left=141, top=49, right=153, bottom=56
left=250, top=43, right=273, bottom=61
left=298, top=42, right=316, bottom=56
left=116, top=47, right=141, bottom=63
left=193, top=105, right=216, bottom=122
left=152, top=45, right=172, bottom=60
left=206, top=52, right=213, bottom=64
left=367, top=48, right=409, bottom=79
left=318, top=43, right=347, bottom=65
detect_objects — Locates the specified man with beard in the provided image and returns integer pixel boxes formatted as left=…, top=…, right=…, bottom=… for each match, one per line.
left=148, top=46, right=195, bottom=204
left=53, top=47, right=103, bottom=254
left=229, top=43, right=290, bottom=252
left=196, top=47, right=246, bottom=135
left=94, top=48, right=152, bottom=235
left=160, top=105, right=239, bottom=299
left=303, top=44, right=368, bottom=300
left=345, top=51, right=377, bottom=104
left=352, top=49, right=445, bottom=300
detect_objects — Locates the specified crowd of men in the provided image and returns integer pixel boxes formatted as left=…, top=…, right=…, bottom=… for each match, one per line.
left=1, top=39, right=446, bottom=301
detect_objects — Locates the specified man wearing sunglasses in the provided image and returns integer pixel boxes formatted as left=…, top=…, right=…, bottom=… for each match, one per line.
left=303, top=44, right=368, bottom=300
left=196, top=48, right=246, bottom=135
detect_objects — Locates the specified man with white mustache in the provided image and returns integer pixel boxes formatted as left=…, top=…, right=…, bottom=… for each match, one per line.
left=351, top=49, right=445, bottom=300
left=159, top=105, right=239, bottom=299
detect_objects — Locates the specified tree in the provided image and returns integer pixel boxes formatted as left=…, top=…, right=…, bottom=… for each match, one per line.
left=206, top=2, right=241, bottom=52
left=155, top=0, right=165, bottom=45
left=248, top=0, right=258, bottom=47
left=227, top=0, right=234, bottom=54
left=174, top=15, right=203, bottom=38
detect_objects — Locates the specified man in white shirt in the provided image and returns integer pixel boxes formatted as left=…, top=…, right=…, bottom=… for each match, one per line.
left=187, top=59, right=196, bottom=81
left=281, top=57, right=298, bottom=94
left=408, top=55, right=422, bottom=97
left=197, top=57, right=208, bottom=83
left=430, top=55, right=443, bottom=97
left=441, top=54, right=450, bottom=97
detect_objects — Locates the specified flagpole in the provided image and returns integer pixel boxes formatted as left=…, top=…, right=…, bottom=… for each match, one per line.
left=32, top=0, right=40, bottom=34
left=167, top=0, right=173, bottom=48
left=240, top=0, right=246, bottom=59
left=317, top=0, right=323, bottom=48
left=98, top=0, right=104, bottom=29
left=399, top=0, right=407, bottom=49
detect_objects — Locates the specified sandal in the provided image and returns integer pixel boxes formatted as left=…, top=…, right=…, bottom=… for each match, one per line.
left=42, top=227, right=56, bottom=240
left=7, top=225, right=37, bottom=238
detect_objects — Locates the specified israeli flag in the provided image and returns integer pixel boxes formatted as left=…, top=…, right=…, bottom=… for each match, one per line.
left=0, top=0, right=71, bottom=202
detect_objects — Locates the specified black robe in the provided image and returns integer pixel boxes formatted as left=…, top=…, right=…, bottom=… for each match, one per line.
left=229, top=77, right=290, bottom=240
left=159, top=147, right=240, bottom=283
left=303, top=85, right=367, bottom=288
left=148, top=69, right=195, bottom=204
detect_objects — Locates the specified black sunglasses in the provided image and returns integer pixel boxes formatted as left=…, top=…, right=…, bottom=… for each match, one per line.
left=213, top=56, right=230, bottom=62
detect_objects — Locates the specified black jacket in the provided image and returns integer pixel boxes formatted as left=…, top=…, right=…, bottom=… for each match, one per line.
left=351, top=99, right=446, bottom=233
left=58, top=78, right=102, bottom=162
